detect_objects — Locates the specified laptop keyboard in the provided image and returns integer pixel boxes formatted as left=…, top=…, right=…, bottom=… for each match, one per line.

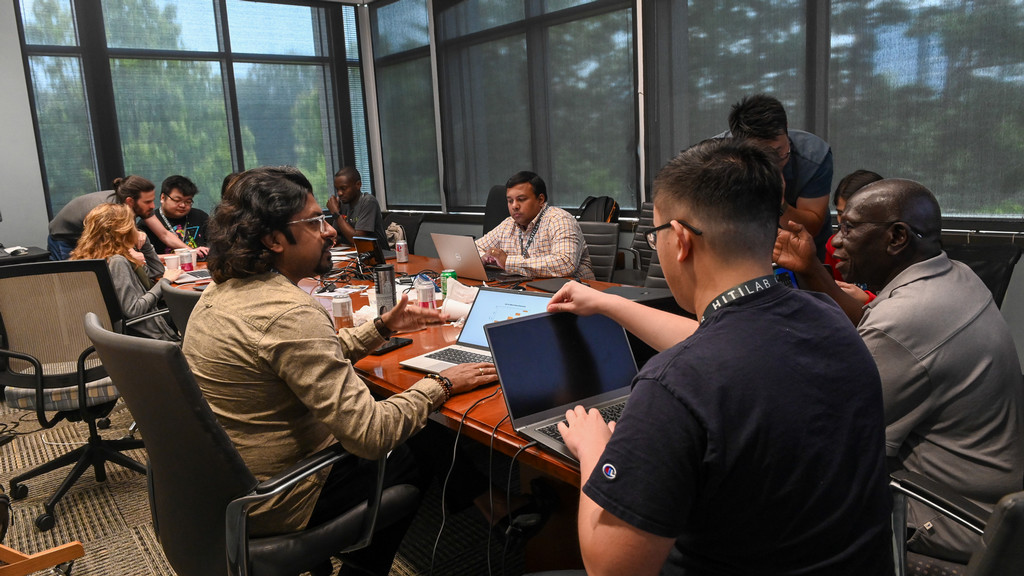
left=424, top=347, right=491, bottom=365
left=537, top=401, right=626, bottom=443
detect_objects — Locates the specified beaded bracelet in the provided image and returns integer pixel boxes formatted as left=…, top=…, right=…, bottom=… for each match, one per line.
left=423, top=373, right=452, bottom=403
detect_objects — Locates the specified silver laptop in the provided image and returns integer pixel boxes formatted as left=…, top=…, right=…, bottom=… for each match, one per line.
left=430, top=233, right=527, bottom=282
left=485, top=311, right=638, bottom=462
left=399, top=287, right=551, bottom=373
left=175, top=269, right=211, bottom=283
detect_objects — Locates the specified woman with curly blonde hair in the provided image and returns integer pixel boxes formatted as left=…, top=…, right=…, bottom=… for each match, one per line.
left=71, top=203, right=181, bottom=341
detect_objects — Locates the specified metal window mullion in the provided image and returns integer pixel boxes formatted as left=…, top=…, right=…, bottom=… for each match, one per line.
left=428, top=0, right=446, bottom=212
left=74, top=0, right=123, bottom=188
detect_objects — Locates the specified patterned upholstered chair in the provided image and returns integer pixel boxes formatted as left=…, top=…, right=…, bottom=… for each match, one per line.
left=0, top=259, right=149, bottom=531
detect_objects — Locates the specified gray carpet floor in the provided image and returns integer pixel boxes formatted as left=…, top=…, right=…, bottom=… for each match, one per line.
left=0, top=401, right=525, bottom=575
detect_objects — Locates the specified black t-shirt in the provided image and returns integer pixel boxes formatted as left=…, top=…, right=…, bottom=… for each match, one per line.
left=583, top=285, right=893, bottom=575
left=145, top=207, right=210, bottom=254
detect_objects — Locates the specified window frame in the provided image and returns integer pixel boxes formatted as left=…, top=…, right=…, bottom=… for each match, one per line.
left=16, top=0, right=359, bottom=217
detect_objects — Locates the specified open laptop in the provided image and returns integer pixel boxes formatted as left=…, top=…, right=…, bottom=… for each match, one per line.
left=399, top=287, right=551, bottom=373
left=430, top=233, right=527, bottom=282
left=485, top=311, right=638, bottom=462
left=353, top=236, right=395, bottom=267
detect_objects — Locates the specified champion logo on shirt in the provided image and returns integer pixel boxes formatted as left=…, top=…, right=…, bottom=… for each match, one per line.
left=602, top=463, right=617, bottom=480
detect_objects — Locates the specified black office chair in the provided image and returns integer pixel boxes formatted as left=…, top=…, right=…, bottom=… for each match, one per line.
left=83, top=313, right=421, bottom=576
left=0, top=259, right=147, bottom=531
left=578, top=221, right=619, bottom=282
left=943, top=243, right=1022, bottom=308
left=891, top=470, right=1024, bottom=576
left=613, top=201, right=655, bottom=286
left=383, top=212, right=425, bottom=254
left=162, top=284, right=203, bottom=339
left=483, top=185, right=508, bottom=236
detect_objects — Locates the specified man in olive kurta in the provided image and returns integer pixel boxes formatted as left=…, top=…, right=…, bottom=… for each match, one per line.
left=182, top=166, right=495, bottom=575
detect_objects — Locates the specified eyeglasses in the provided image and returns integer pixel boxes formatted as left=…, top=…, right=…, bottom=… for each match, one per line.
left=837, top=219, right=924, bottom=239
left=645, top=219, right=703, bottom=250
left=287, top=214, right=331, bottom=235
left=163, top=194, right=193, bottom=207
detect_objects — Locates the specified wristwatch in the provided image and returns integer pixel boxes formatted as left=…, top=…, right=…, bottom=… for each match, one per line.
left=373, top=316, right=394, bottom=340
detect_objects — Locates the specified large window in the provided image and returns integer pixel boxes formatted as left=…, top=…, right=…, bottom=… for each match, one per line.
left=644, top=0, right=806, bottom=178
left=436, top=0, right=638, bottom=211
left=370, top=0, right=440, bottom=207
left=830, top=0, right=1024, bottom=219
left=17, top=0, right=361, bottom=216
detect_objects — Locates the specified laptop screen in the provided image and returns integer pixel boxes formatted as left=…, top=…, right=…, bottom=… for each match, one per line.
left=457, top=288, right=551, bottom=348
left=486, top=312, right=638, bottom=420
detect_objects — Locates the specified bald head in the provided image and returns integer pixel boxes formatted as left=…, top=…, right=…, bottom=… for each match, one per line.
left=834, top=179, right=943, bottom=290
left=850, top=179, right=941, bottom=242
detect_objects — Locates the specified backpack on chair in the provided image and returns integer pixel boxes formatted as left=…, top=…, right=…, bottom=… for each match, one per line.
left=577, top=196, right=620, bottom=223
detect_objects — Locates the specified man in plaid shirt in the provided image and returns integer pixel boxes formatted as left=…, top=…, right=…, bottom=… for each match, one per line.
left=477, top=171, right=595, bottom=280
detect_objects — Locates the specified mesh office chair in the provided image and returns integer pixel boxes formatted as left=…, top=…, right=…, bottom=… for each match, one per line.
left=83, top=313, right=422, bottom=576
left=0, top=260, right=147, bottom=531
left=891, top=470, right=1024, bottom=576
left=162, top=284, right=203, bottom=339
left=943, top=243, right=1022, bottom=308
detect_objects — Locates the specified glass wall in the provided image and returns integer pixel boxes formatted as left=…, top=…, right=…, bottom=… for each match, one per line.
left=18, top=0, right=1024, bottom=224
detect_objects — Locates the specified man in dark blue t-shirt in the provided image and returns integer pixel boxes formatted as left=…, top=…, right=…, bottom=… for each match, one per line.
left=547, top=138, right=892, bottom=575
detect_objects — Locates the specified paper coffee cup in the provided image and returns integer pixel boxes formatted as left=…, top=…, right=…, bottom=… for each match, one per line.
left=440, top=298, right=472, bottom=322
left=165, top=254, right=180, bottom=270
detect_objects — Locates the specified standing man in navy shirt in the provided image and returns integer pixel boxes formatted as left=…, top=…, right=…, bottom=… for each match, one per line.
left=547, top=138, right=892, bottom=575
left=724, top=94, right=834, bottom=260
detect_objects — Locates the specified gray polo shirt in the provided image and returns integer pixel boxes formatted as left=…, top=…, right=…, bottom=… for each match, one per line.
left=859, top=252, right=1023, bottom=561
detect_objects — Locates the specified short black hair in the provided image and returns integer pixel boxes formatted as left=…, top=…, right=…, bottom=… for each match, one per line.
left=334, top=166, right=361, bottom=182
left=205, top=166, right=313, bottom=282
left=161, top=175, right=198, bottom=198
left=728, top=94, right=788, bottom=141
left=505, top=171, right=547, bottom=202
left=832, top=169, right=883, bottom=207
left=653, top=138, right=782, bottom=260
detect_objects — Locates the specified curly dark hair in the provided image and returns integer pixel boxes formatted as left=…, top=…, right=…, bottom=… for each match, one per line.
left=205, top=166, right=313, bottom=283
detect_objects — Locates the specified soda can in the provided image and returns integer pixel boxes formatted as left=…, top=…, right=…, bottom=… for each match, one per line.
left=373, top=264, right=396, bottom=314
left=332, top=293, right=354, bottom=330
left=395, top=240, right=409, bottom=263
left=174, top=248, right=194, bottom=271
left=440, top=269, right=457, bottom=299
left=416, top=282, right=436, bottom=309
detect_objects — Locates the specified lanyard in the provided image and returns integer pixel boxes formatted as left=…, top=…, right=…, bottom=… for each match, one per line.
left=158, top=208, right=192, bottom=245
left=517, top=205, right=548, bottom=257
left=700, top=273, right=778, bottom=324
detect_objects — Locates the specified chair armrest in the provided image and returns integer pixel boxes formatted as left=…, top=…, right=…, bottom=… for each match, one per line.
left=225, top=444, right=365, bottom=576
left=891, top=470, right=988, bottom=534
left=255, top=443, right=355, bottom=496
left=124, top=307, right=170, bottom=328
left=619, top=247, right=641, bottom=270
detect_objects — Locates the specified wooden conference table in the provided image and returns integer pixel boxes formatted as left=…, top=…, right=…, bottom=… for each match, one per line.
left=341, top=254, right=611, bottom=487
